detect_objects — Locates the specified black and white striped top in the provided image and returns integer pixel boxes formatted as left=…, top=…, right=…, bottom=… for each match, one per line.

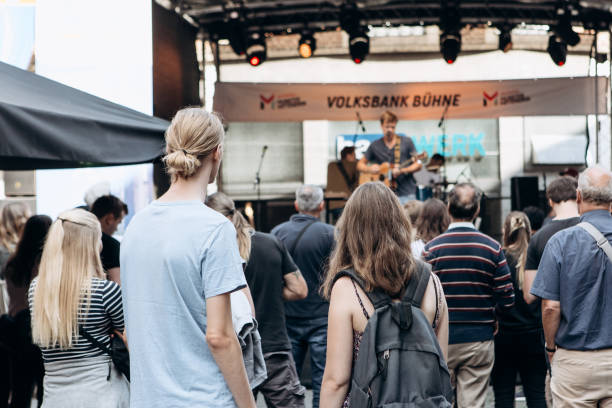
left=28, top=277, right=124, bottom=363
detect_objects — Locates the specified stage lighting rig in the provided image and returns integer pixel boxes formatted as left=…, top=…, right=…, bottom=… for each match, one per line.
left=547, top=33, right=567, bottom=66
left=556, top=8, right=581, bottom=46
left=246, top=32, right=266, bottom=66
left=440, top=32, right=461, bottom=64
left=439, top=2, right=461, bottom=63
left=349, top=30, right=369, bottom=64
left=298, top=32, right=316, bottom=58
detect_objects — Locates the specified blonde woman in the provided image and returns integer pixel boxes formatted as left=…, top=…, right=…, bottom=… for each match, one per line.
left=28, top=209, right=128, bottom=408
left=492, top=211, right=546, bottom=408
left=319, top=182, right=449, bottom=407
left=121, top=108, right=256, bottom=408
left=0, top=202, right=31, bottom=272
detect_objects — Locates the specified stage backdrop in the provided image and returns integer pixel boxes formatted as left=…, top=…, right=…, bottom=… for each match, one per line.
left=214, top=77, right=608, bottom=122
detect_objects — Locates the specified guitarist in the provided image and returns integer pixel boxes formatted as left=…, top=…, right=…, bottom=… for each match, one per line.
left=356, top=111, right=422, bottom=204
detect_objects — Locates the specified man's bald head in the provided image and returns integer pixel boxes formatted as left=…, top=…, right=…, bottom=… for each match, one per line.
left=578, top=165, right=612, bottom=206
left=448, top=183, right=482, bottom=221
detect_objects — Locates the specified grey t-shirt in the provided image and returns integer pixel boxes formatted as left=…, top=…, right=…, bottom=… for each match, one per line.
left=121, top=200, right=246, bottom=407
left=531, top=210, right=612, bottom=350
left=364, top=136, right=417, bottom=196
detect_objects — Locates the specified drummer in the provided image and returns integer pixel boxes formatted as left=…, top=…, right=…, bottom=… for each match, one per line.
left=414, top=153, right=444, bottom=201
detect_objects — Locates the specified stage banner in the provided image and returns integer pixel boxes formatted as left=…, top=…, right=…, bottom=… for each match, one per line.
left=213, top=77, right=608, bottom=122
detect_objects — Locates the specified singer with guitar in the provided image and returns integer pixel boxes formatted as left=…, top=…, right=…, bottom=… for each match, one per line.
left=356, top=110, right=423, bottom=204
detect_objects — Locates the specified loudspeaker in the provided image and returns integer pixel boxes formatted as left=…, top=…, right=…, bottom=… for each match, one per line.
left=4, top=171, right=36, bottom=196
left=511, top=176, right=540, bottom=211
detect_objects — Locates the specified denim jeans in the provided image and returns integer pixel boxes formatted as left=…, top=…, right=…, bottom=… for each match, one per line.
left=286, top=316, right=328, bottom=408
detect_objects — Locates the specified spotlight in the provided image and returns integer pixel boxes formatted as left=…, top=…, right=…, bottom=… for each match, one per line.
left=439, top=4, right=461, bottom=63
left=298, top=32, right=316, bottom=58
left=498, top=26, right=513, bottom=52
left=246, top=32, right=266, bottom=66
left=547, top=34, right=567, bottom=66
left=440, top=32, right=461, bottom=64
left=348, top=30, right=369, bottom=64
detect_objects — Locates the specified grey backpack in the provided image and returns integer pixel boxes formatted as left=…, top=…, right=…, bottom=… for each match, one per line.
left=334, top=260, right=453, bottom=407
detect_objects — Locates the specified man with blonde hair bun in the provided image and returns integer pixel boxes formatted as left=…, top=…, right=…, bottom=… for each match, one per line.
left=531, top=165, right=612, bottom=408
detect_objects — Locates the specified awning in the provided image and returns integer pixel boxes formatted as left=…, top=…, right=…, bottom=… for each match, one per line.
left=0, top=61, right=169, bottom=170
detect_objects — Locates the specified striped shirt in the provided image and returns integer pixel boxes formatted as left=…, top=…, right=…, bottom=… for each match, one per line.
left=28, top=277, right=124, bottom=363
left=423, top=223, right=514, bottom=344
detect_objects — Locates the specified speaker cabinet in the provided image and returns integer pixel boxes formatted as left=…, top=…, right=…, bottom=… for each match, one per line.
left=4, top=171, right=36, bottom=196
left=511, top=176, right=540, bottom=211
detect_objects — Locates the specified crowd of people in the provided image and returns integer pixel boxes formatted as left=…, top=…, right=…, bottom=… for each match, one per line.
left=0, top=107, right=611, bottom=408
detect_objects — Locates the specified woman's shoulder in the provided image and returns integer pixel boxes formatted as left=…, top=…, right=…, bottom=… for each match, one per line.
left=91, top=278, right=121, bottom=295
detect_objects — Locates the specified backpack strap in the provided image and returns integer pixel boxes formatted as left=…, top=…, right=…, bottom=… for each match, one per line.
left=333, top=269, right=392, bottom=309
left=288, top=219, right=317, bottom=257
left=578, top=222, right=612, bottom=263
left=402, top=260, right=431, bottom=307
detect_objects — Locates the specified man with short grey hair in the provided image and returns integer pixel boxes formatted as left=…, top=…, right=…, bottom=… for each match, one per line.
left=531, top=165, right=612, bottom=408
left=271, top=184, right=335, bottom=408
left=423, top=182, right=514, bottom=408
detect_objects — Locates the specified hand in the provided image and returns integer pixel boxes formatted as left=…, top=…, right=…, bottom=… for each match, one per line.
left=369, top=164, right=380, bottom=174
left=113, top=329, right=128, bottom=348
left=547, top=351, right=555, bottom=364
left=392, top=167, right=401, bottom=178
left=493, top=320, right=499, bottom=336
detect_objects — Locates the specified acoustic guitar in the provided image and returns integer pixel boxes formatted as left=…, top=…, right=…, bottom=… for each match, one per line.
left=359, top=152, right=428, bottom=190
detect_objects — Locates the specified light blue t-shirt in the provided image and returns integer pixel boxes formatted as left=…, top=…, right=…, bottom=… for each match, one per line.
left=120, top=200, right=246, bottom=408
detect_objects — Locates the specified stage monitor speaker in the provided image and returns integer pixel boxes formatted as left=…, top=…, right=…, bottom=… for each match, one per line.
left=4, top=171, right=36, bottom=196
left=511, top=176, right=540, bottom=211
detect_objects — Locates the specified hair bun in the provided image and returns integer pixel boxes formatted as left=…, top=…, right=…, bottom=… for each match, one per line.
left=163, top=149, right=201, bottom=179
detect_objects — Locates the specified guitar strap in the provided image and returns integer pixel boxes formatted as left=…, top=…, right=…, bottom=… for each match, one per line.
left=337, top=161, right=356, bottom=191
left=394, top=136, right=401, bottom=167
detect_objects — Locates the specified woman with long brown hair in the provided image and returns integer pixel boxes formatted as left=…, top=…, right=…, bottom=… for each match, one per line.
left=319, top=182, right=449, bottom=407
left=412, top=199, right=450, bottom=259
left=492, top=211, right=546, bottom=408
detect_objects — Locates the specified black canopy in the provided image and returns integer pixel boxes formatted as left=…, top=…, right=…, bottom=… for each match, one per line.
left=0, top=61, right=169, bottom=170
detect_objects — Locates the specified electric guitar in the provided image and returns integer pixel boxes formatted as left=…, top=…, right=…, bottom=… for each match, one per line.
left=358, top=152, right=428, bottom=190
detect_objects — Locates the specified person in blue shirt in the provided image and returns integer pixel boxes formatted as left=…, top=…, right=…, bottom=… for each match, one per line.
left=271, top=185, right=335, bottom=408
left=531, top=165, right=612, bottom=408
left=121, top=108, right=256, bottom=408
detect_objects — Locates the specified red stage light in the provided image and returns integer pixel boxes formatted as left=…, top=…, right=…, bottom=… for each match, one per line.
left=446, top=59, right=455, bottom=64
left=353, top=58, right=362, bottom=64
left=249, top=56, right=260, bottom=66
left=557, top=61, right=565, bottom=66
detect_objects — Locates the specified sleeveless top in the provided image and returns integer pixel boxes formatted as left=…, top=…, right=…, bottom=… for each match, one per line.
left=343, top=274, right=444, bottom=407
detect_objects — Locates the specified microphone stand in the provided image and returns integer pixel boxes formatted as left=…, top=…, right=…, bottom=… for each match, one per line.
left=253, top=145, right=268, bottom=230
left=353, top=112, right=367, bottom=145
left=437, top=104, right=450, bottom=199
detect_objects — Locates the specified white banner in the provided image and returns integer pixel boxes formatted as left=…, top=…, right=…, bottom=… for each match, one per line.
left=213, top=77, right=609, bottom=122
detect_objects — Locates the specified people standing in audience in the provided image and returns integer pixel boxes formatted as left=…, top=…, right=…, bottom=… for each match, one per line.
left=522, top=176, right=579, bottom=407
left=0, top=201, right=31, bottom=407
left=531, top=166, right=612, bottom=408
left=272, top=185, right=335, bottom=408
left=29, top=209, right=128, bottom=408
left=121, top=108, right=255, bottom=408
left=4, top=215, right=51, bottom=408
left=522, top=206, right=546, bottom=236
left=423, top=183, right=514, bottom=408
left=0, top=202, right=31, bottom=273
left=523, top=176, right=579, bottom=303
left=492, top=212, right=546, bottom=408
left=319, top=182, right=448, bottom=407
left=207, top=192, right=309, bottom=408
left=402, top=200, right=423, bottom=237
left=413, top=198, right=450, bottom=259
left=90, top=195, right=128, bottom=284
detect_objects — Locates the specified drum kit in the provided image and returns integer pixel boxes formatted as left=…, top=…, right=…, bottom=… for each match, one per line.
left=415, top=153, right=450, bottom=202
